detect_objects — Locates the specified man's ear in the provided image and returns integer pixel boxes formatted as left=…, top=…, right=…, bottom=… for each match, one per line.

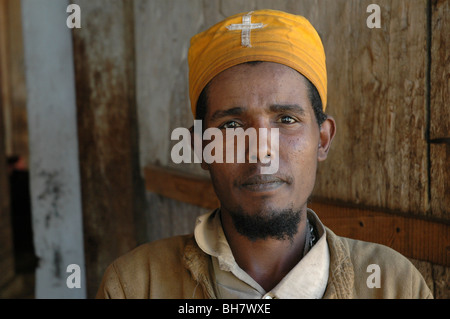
left=318, top=116, right=336, bottom=162
left=189, top=124, right=208, bottom=170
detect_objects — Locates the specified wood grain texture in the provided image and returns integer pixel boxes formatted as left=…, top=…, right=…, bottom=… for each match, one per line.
left=310, top=0, right=429, bottom=216
left=0, top=0, right=15, bottom=290
left=144, top=164, right=450, bottom=267
left=0, top=80, right=15, bottom=291
left=145, top=192, right=209, bottom=242
left=5, top=0, right=27, bottom=162
left=72, top=0, right=146, bottom=298
left=430, top=0, right=450, bottom=140
left=308, top=201, right=450, bottom=268
left=0, top=0, right=12, bottom=156
left=145, top=164, right=220, bottom=209
left=430, top=263, right=450, bottom=299
left=430, top=143, right=450, bottom=219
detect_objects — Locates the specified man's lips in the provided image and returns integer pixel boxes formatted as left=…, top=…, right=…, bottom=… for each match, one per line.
left=239, top=174, right=289, bottom=192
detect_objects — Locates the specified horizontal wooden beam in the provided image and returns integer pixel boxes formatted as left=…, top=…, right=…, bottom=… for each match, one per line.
left=144, top=164, right=450, bottom=267
left=307, top=201, right=450, bottom=268
left=144, top=165, right=220, bottom=209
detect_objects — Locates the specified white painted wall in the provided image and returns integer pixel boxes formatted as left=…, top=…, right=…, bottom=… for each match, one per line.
left=21, top=0, right=86, bottom=298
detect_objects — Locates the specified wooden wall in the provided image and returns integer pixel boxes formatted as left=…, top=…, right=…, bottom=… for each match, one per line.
left=71, top=0, right=147, bottom=298
left=0, top=0, right=448, bottom=299
left=0, top=59, right=15, bottom=295
left=0, top=0, right=28, bottom=164
left=0, top=0, right=20, bottom=297
left=313, top=0, right=429, bottom=215
left=430, top=0, right=450, bottom=221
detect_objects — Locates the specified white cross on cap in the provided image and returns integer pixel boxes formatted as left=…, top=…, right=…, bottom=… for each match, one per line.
left=226, top=11, right=266, bottom=47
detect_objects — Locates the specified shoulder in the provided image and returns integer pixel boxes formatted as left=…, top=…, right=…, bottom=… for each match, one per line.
left=341, top=235, right=412, bottom=275
left=96, top=234, right=196, bottom=298
left=113, top=234, right=197, bottom=277
left=115, top=234, right=194, bottom=266
left=326, top=227, right=433, bottom=299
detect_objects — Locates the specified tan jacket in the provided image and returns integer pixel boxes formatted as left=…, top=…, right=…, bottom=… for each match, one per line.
left=96, top=227, right=432, bottom=299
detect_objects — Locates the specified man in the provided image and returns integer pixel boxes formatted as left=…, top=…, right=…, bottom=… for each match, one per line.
left=96, top=9, right=432, bottom=299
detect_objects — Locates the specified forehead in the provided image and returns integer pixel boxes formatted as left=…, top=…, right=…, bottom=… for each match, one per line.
left=206, top=62, right=310, bottom=109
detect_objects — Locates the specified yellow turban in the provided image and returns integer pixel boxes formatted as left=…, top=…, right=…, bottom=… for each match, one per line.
left=188, top=9, right=327, bottom=118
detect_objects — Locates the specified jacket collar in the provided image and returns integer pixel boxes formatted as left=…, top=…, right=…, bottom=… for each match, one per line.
left=182, top=235, right=217, bottom=298
left=322, top=227, right=355, bottom=299
left=182, top=215, right=355, bottom=299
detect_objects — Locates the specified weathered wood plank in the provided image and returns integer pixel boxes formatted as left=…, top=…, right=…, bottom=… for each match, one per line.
left=144, top=164, right=450, bottom=267
left=430, top=0, right=450, bottom=140
left=145, top=192, right=209, bottom=242
left=430, top=143, right=450, bottom=219
left=71, top=0, right=146, bottom=298
left=309, top=201, right=450, bottom=268
left=5, top=0, right=28, bottom=162
left=0, top=0, right=12, bottom=156
left=145, top=164, right=220, bottom=209
left=311, top=0, right=429, bottom=216
left=0, top=11, right=15, bottom=286
left=431, top=263, right=450, bottom=299
left=134, top=0, right=205, bottom=176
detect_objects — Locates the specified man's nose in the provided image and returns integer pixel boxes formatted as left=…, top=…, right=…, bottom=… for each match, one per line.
left=248, top=121, right=278, bottom=164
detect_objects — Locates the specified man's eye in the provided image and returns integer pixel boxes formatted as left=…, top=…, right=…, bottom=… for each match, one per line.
left=220, top=121, right=241, bottom=129
left=278, top=116, right=297, bottom=124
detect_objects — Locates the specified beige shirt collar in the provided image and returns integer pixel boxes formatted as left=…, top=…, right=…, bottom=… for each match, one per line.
left=194, top=208, right=330, bottom=299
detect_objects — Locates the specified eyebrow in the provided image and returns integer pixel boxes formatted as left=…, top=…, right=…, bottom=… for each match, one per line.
left=208, top=104, right=306, bottom=122
left=209, top=106, right=245, bottom=122
left=269, top=104, right=306, bottom=116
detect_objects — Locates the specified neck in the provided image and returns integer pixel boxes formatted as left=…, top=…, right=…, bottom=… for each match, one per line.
left=220, top=208, right=308, bottom=291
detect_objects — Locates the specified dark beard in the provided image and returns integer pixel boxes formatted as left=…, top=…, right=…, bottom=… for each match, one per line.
left=225, top=207, right=303, bottom=242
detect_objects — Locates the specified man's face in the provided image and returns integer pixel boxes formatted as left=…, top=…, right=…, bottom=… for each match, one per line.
left=201, top=62, right=328, bottom=235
